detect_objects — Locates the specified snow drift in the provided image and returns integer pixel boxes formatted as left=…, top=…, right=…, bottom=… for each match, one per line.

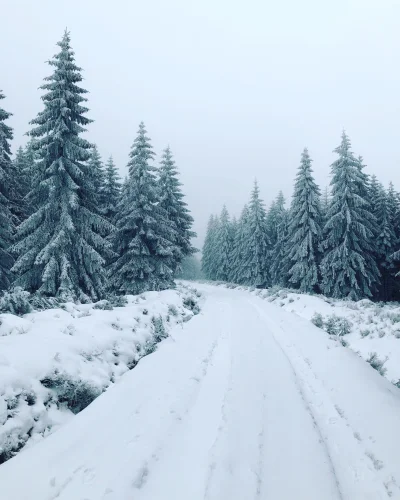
left=0, top=284, right=201, bottom=463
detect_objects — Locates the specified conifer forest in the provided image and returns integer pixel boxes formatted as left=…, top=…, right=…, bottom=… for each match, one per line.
left=2, top=29, right=400, bottom=304
left=202, top=139, right=400, bottom=301
left=0, top=31, right=196, bottom=303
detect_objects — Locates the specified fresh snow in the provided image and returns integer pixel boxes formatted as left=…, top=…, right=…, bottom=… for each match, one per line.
left=1, top=283, right=400, bottom=499
left=0, top=285, right=200, bottom=462
left=254, top=286, right=400, bottom=384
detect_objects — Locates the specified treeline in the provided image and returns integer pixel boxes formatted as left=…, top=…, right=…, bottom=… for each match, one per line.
left=202, top=135, right=400, bottom=301
left=0, top=30, right=195, bottom=302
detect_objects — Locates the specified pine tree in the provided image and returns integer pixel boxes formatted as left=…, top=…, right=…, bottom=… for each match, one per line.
left=387, top=182, right=400, bottom=239
left=321, top=187, right=329, bottom=213
left=320, top=132, right=379, bottom=299
left=110, top=122, right=174, bottom=294
left=241, top=181, right=270, bottom=287
left=201, top=214, right=219, bottom=280
left=270, top=207, right=290, bottom=287
left=11, top=147, right=31, bottom=224
left=88, top=145, right=105, bottom=212
left=214, top=205, right=233, bottom=281
left=266, top=191, right=285, bottom=247
left=369, top=175, right=381, bottom=217
left=286, top=148, right=323, bottom=292
left=373, top=183, right=396, bottom=300
left=230, top=205, right=250, bottom=284
left=103, top=156, right=121, bottom=222
left=0, top=91, right=14, bottom=290
left=12, top=31, right=113, bottom=301
left=158, top=146, right=196, bottom=275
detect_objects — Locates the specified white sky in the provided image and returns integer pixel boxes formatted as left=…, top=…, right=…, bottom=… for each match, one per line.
left=2, top=0, right=400, bottom=245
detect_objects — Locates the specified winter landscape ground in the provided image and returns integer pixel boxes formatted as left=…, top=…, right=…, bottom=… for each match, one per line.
left=1, top=282, right=400, bottom=500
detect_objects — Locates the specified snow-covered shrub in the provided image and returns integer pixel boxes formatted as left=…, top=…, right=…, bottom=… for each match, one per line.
left=151, top=316, right=167, bottom=342
left=311, top=312, right=324, bottom=329
left=366, top=352, right=388, bottom=377
left=40, top=371, right=103, bottom=414
left=107, top=295, right=128, bottom=308
left=0, top=288, right=32, bottom=316
left=168, top=304, right=178, bottom=317
left=360, top=328, right=371, bottom=338
left=93, top=300, right=114, bottom=311
left=325, top=315, right=352, bottom=337
left=387, top=312, right=400, bottom=324
left=0, top=285, right=201, bottom=464
left=183, top=296, right=200, bottom=315
left=29, top=295, right=61, bottom=311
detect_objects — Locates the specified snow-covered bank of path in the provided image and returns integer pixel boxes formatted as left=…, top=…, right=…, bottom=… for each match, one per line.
left=1, top=283, right=400, bottom=500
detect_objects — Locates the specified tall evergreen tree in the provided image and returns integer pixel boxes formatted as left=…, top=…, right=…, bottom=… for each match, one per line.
left=369, top=175, right=381, bottom=217
left=88, top=145, right=105, bottom=212
left=12, top=31, right=113, bottom=301
left=201, top=214, right=219, bottom=280
left=158, top=146, right=196, bottom=274
left=11, top=146, right=31, bottom=224
left=270, top=207, right=290, bottom=287
left=0, top=91, right=14, bottom=290
left=241, top=181, right=270, bottom=287
left=214, top=205, right=233, bottom=281
left=103, top=156, right=121, bottom=222
left=387, top=181, right=400, bottom=240
left=373, top=183, right=396, bottom=300
left=320, top=132, right=379, bottom=299
left=110, top=122, right=174, bottom=294
left=286, top=148, right=323, bottom=292
left=266, top=191, right=285, bottom=247
left=230, top=206, right=250, bottom=284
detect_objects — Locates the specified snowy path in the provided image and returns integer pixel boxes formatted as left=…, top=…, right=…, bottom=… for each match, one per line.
left=1, top=284, right=400, bottom=499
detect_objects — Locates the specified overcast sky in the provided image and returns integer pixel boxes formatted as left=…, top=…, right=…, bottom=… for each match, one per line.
left=1, top=0, right=400, bottom=245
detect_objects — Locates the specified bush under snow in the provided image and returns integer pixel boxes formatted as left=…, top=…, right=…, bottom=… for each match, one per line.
left=0, top=284, right=201, bottom=463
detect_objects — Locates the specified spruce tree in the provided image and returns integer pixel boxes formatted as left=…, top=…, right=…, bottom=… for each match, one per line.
left=387, top=182, right=400, bottom=240
left=201, top=214, right=219, bottom=280
left=158, top=146, right=196, bottom=274
left=11, top=146, right=31, bottom=224
left=286, top=148, right=323, bottom=292
left=214, top=205, right=233, bottom=281
left=241, top=181, right=270, bottom=287
left=266, top=191, right=285, bottom=247
left=369, top=175, right=381, bottom=217
left=88, top=145, right=106, bottom=212
left=270, top=208, right=290, bottom=287
left=320, top=132, right=379, bottom=299
left=374, top=183, right=396, bottom=300
left=12, top=31, right=113, bottom=301
left=230, top=205, right=251, bottom=284
left=0, top=91, right=14, bottom=290
left=103, top=156, right=121, bottom=222
left=110, top=122, right=174, bottom=294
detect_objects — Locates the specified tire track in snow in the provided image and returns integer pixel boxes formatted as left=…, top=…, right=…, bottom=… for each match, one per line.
left=250, top=298, right=392, bottom=499
left=203, top=322, right=234, bottom=500
left=249, top=299, right=344, bottom=500
left=130, top=334, right=224, bottom=492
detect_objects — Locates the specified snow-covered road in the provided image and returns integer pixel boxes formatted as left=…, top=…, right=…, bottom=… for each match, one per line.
left=1, top=284, right=400, bottom=499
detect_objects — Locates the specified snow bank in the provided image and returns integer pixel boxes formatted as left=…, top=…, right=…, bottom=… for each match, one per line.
left=195, top=281, right=400, bottom=387
left=0, top=284, right=201, bottom=463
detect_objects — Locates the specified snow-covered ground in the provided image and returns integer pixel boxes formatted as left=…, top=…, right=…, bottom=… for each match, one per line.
left=0, top=284, right=201, bottom=463
left=242, top=285, right=400, bottom=386
left=0, top=283, right=400, bottom=499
